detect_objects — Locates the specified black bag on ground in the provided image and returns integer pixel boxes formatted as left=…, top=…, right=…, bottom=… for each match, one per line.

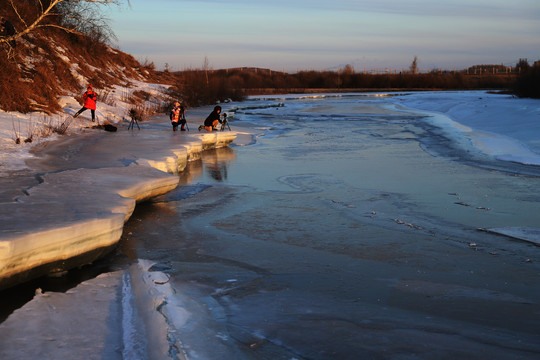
left=103, top=124, right=117, bottom=132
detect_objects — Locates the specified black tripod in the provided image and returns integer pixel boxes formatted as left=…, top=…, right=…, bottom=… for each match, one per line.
left=127, top=109, right=140, bottom=130
left=220, top=113, right=231, bottom=131
left=182, top=114, right=190, bottom=131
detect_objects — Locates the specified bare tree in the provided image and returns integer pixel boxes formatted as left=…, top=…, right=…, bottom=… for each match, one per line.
left=516, top=58, right=530, bottom=73
left=342, top=64, right=355, bottom=75
left=203, top=56, right=210, bottom=85
left=1, top=0, right=128, bottom=49
left=410, top=56, right=419, bottom=75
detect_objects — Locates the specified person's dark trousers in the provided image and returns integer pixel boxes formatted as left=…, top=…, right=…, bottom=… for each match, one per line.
left=74, top=107, right=95, bottom=122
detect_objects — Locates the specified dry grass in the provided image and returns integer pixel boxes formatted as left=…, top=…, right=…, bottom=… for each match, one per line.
left=10, top=114, right=76, bottom=145
left=99, top=88, right=116, bottom=107
left=44, top=115, right=73, bottom=135
left=11, top=118, right=22, bottom=144
left=127, top=103, right=159, bottom=123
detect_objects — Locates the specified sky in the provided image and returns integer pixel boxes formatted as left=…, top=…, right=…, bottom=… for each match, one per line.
left=107, top=0, right=540, bottom=73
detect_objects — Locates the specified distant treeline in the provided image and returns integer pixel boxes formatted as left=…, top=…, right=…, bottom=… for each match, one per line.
left=168, top=63, right=539, bottom=107
left=514, top=60, right=540, bottom=99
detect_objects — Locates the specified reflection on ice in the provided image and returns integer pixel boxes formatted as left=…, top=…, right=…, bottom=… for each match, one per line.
left=203, top=147, right=236, bottom=182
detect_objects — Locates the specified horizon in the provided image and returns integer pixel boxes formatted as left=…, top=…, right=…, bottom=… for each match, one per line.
left=165, top=63, right=522, bottom=74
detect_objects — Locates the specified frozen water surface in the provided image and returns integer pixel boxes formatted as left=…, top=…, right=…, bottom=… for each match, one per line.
left=1, top=92, right=540, bottom=359
left=116, top=93, right=540, bottom=359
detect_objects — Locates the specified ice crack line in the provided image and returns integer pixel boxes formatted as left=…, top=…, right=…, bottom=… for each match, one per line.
left=156, top=299, right=189, bottom=360
left=122, top=271, right=149, bottom=360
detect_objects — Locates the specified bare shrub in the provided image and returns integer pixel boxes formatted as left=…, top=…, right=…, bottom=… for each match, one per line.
left=11, top=118, right=21, bottom=144
left=44, top=115, right=73, bottom=135
left=121, top=88, right=158, bottom=106
left=25, top=117, right=37, bottom=143
left=139, top=58, right=156, bottom=71
left=132, top=90, right=151, bottom=101
left=127, top=101, right=162, bottom=123
left=56, top=116, right=73, bottom=134
left=100, top=88, right=116, bottom=106
left=121, top=88, right=133, bottom=103
left=38, top=116, right=54, bottom=138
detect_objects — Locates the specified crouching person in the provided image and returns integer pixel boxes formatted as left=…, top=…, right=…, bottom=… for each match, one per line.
left=199, top=106, right=222, bottom=131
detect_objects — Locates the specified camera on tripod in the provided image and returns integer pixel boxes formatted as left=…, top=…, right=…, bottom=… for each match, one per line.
left=219, top=113, right=231, bottom=131
left=127, top=108, right=141, bottom=130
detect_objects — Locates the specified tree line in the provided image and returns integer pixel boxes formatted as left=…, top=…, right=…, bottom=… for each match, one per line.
left=513, top=59, right=540, bottom=98
left=167, top=62, right=540, bottom=107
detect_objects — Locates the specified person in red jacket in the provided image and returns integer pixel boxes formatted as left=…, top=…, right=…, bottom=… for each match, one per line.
left=73, top=85, right=97, bottom=122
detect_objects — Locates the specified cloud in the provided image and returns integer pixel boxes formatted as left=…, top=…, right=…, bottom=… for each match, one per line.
left=176, top=0, right=539, bottom=20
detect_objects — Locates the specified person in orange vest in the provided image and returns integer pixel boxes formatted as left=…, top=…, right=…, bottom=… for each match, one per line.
left=73, top=85, right=97, bottom=122
left=170, top=102, right=187, bottom=131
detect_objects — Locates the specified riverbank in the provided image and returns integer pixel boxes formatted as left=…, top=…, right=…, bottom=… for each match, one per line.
left=0, top=110, right=238, bottom=291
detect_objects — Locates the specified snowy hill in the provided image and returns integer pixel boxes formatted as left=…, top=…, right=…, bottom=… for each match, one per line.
left=0, top=24, right=179, bottom=175
left=0, top=20, right=174, bottom=113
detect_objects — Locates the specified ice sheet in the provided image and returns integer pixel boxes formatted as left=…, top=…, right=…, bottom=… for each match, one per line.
left=480, top=227, right=540, bottom=246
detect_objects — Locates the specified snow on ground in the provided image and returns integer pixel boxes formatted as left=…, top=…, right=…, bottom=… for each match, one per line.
left=391, top=91, right=540, bottom=166
left=0, top=80, right=171, bottom=176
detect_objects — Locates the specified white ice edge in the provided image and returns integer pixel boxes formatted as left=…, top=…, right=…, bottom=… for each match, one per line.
left=134, top=259, right=234, bottom=359
left=390, top=91, right=540, bottom=167
left=425, top=111, right=540, bottom=166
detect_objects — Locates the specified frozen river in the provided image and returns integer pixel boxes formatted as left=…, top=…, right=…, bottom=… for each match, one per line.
left=122, top=92, right=540, bottom=359
left=1, top=91, right=539, bottom=359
